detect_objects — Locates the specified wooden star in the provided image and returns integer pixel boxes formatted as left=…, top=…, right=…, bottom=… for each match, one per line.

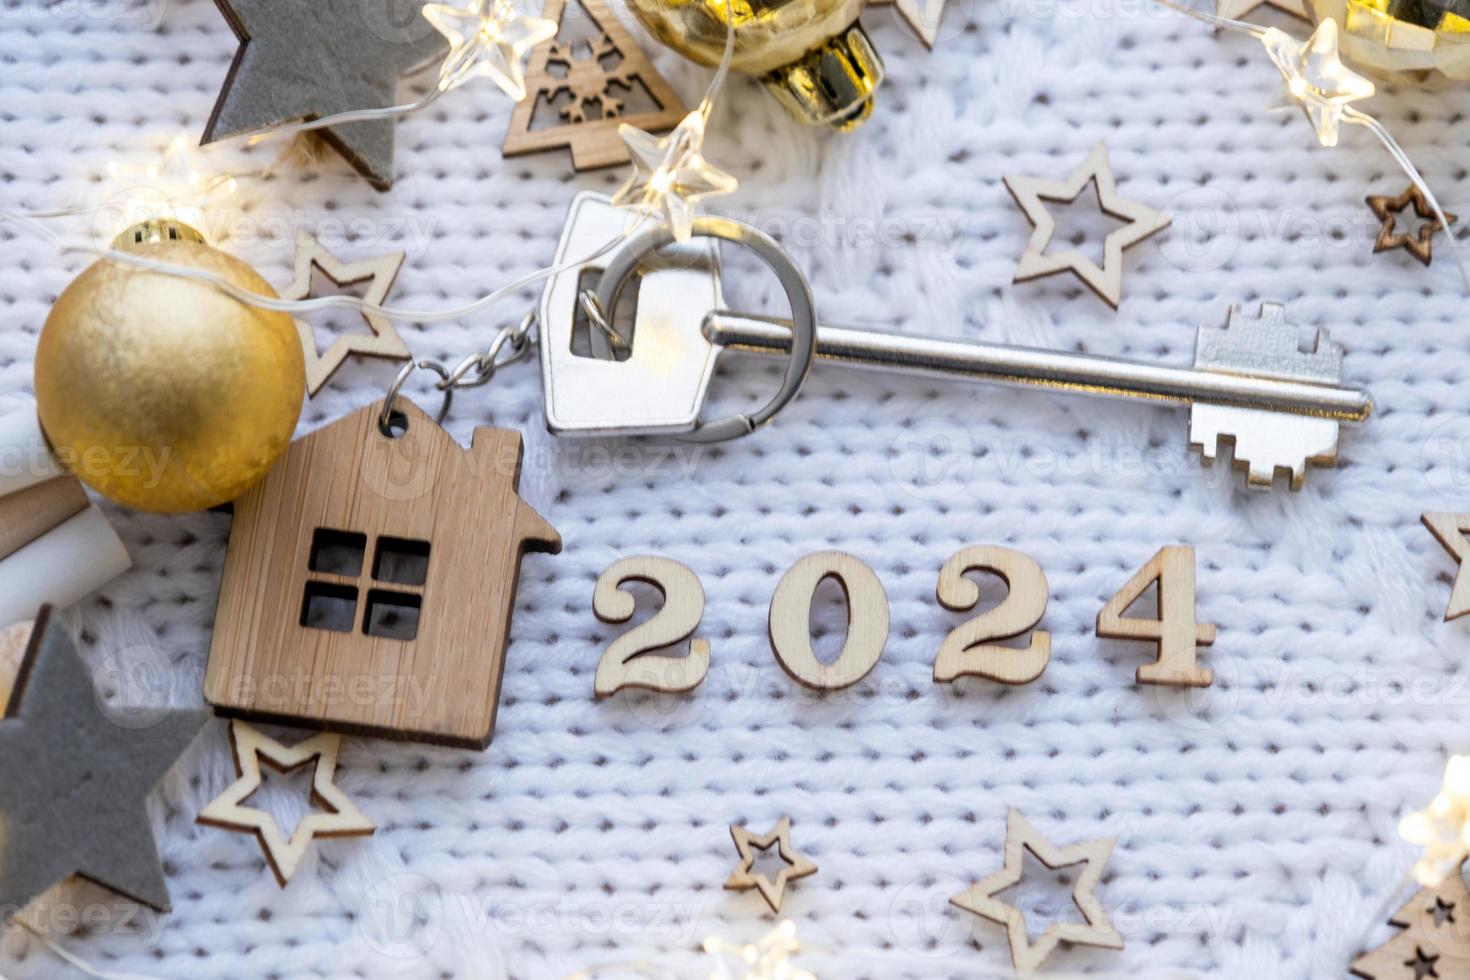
left=724, top=817, right=818, bottom=914
left=1214, top=0, right=1307, bottom=22
left=1004, top=142, right=1171, bottom=309
left=0, top=606, right=208, bottom=917
left=285, top=229, right=411, bottom=397
left=1422, top=513, right=1470, bottom=620
left=202, top=0, right=447, bottom=189
left=868, top=0, right=951, bottom=48
left=950, top=809, right=1123, bottom=974
left=197, top=721, right=374, bottom=886
left=1369, top=186, right=1457, bottom=267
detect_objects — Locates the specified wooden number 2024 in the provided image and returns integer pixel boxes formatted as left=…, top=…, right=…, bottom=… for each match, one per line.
left=592, top=545, right=1213, bottom=696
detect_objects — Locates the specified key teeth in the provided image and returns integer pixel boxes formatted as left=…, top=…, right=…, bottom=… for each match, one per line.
left=1189, top=404, right=1339, bottom=492
left=1195, top=302, right=1344, bottom=383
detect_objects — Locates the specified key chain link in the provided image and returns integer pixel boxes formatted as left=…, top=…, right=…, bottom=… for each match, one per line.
left=378, top=311, right=539, bottom=433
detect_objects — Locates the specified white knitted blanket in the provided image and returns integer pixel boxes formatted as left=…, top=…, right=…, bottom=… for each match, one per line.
left=0, top=0, right=1464, bottom=976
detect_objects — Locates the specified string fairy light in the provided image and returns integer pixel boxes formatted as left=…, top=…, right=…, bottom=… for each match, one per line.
left=0, top=0, right=744, bottom=408
left=1155, top=0, right=1469, bottom=291
left=1399, top=755, right=1470, bottom=888
left=422, top=0, right=559, bottom=101
left=610, top=0, right=739, bottom=243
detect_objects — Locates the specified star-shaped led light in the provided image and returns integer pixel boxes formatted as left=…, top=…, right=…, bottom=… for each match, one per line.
left=1261, top=18, right=1376, bottom=147
left=703, top=920, right=816, bottom=980
left=610, top=109, right=738, bottom=243
left=1400, top=756, right=1470, bottom=887
left=422, top=0, right=557, bottom=101
left=106, top=134, right=237, bottom=235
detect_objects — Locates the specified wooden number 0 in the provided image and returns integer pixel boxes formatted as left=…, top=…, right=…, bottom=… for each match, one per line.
left=593, top=556, right=710, bottom=697
left=769, top=551, right=889, bottom=691
left=933, top=546, right=1050, bottom=685
left=1096, top=545, right=1216, bottom=687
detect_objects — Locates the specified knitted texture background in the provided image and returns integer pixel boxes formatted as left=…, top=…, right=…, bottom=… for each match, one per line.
left=1, top=0, right=1466, bottom=976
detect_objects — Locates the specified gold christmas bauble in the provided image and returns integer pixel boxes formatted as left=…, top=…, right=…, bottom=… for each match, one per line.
left=35, top=222, right=305, bottom=513
left=626, top=0, right=884, bottom=129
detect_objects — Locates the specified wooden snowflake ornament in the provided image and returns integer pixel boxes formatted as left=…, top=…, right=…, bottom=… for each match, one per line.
left=503, top=0, right=689, bottom=170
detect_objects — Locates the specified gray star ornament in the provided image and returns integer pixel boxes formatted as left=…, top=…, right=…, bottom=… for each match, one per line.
left=203, top=0, right=448, bottom=189
left=0, top=606, right=209, bottom=917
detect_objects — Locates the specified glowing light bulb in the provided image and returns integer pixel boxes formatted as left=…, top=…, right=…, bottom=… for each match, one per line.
left=104, top=135, right=236, bottom=240
left=1400, top=756, right=1470, bottom=887
left=611, top=109, right=738, bottom=243
left=422, top=0, right=558, bottom=101
left=1261, top=19, right=1376, bottom=147
left=702, top=920, right=815, bottom=980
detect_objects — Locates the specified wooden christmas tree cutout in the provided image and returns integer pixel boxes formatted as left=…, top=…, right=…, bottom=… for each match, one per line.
left=1423, top=513, right=1470, bottom=621
left=1351, top=867, right=1470, bottom=979
left=503, top=0, right=689, bottom=170
left=198, top=721, right=374, bottom=886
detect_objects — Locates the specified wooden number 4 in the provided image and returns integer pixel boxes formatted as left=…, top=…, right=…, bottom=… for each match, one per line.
left=593, top=556, right=710, bottom=697
left=1096, top=546, right=1216, bottom=688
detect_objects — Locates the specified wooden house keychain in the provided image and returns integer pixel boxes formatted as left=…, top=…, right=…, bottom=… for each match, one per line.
left=204, top=371, right=560, bottom=749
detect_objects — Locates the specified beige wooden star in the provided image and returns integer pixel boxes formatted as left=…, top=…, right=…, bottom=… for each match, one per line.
left=868, top=0, right=950, bottom=48
left=1423, top=513, right=1470, bottom=620
left=724, top=816, right=818, bottom=914
left=285, top=229, right=411, bottom=396
left=1004, top=142, right=1170, bottom=309
left=1214, top=0, right=1307, bottom=23
left=950, top=809, right=1123, bottom=974
left=197, top=721, right=374, bottom=886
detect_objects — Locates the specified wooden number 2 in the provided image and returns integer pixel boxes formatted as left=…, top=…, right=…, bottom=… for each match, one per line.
left=593, top=556, right=710, bottom=697
left=933, top=546, right=1050, bottom=685
left=1096, top=545, right=1216, bottom=688
left=768, top=551, right=889, bottom=691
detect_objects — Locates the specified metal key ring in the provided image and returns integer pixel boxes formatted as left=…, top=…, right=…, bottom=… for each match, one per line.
left=379, top=359, right=454, bottom=433
left=593, top=216, right=817, bottom=444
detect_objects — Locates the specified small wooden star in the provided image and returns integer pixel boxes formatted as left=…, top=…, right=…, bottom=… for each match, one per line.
left=724, top=817, right=817, bottom=914
left=1004, top=142, right=1170, bottom=309
left=868, top=0, right=951, bottom=47
left=1214, top=0, right=1307, bottom=22
left=950, top=809, right=1123, bottom=974
left=197, top=721, right=374, bottom=886
left=285, top=229, right=411, bottom=396
left=0, top=606, right=208, bottom=917
left=1422, top=513, right=1470, bottom=620
left=1369, top=186, right=1457, bottom=267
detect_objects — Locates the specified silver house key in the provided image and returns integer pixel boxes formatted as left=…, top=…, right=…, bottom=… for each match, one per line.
left=539, top=194, right=1373, bottom=491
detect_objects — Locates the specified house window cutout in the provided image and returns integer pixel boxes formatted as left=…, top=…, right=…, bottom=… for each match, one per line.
left=364, top=590, right=422, bottom=641
left=301, top=581, right=358, bottom=632
left=310, top=529, right=367, bottom=577
left=373, top=537, right=431, bottom=586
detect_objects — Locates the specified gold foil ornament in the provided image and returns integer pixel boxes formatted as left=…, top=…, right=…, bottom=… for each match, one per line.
left=1307, top=0, right=1470, bottom=81
left=34, top=221, right=305, bottom=513
left=624, top=0, right=885, bottom=129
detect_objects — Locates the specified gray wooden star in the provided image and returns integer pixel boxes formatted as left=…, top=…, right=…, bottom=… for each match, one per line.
left=0, top=607, right=208, bottom=916
left=203, top=0, right=448, bottom=189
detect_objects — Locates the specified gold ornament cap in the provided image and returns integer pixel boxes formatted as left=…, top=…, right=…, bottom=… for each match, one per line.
left=763, top=22, right=885, bottom=129
left=112, top=218, right=207, bottom=249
